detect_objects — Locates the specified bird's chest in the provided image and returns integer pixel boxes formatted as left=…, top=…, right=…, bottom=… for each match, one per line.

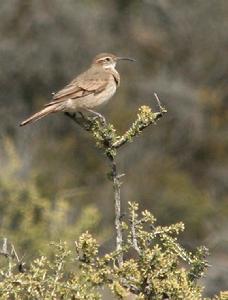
left=65, top=77, right=117, bottom=111
left=76, top=79, right=116, bottom=109
left=94, top=80, right=117, bottom=107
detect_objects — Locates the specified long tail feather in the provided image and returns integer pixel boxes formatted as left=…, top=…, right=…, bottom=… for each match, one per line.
left=20, top=105, right=59, bottom=126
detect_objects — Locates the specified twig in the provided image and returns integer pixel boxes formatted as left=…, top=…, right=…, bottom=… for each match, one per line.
left=121, top=280, right=141, bottom=295
left=112, top=94, right=167, bottom=149
left=51, top=261, right=64, bottom=297
left=64, top=94, right=167, bottom=268
left=0, top=238, right=8, bottom=257
left=64, top=112, right=94, bottom=131
left=131, top=210, right=141, bottom=255
left=0, top=238, right=26, bottom=274
left=154, top=92, right=166, bottom=112
left=108, top=155, right=123, bottom=266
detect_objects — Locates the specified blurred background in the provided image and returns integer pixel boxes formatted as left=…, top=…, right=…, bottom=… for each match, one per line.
left=0, top=0, right=227, bottom=297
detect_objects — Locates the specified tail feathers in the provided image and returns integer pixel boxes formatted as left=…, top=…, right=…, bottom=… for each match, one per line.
left=20, top=105, right=59, bottom=126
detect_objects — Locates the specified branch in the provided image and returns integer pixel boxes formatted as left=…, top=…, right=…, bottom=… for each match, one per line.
left=64, top=112, right=94, bottom=131
left=108, top=155, right=124, bottom=266
left=112, top=93, right=167, bottom=149
left=64, top=94, right=167, bottom=268
left=0, top=238, right=26, bottom=274
left=130, top=204, right=141, bottom=255
left=65, top=94, right=167, bottom=154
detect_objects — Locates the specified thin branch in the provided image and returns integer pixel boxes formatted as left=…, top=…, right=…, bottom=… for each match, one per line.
left=0, top=238, right=26, bottom=273
left=64, top=94, right=167, bottom=269
left=131, top=212, right=141, bottom=255
left=112, top=94, right=167, bottom=149
left=64, top=112, right=94, bottom=131
left=51, top=261, right=64, bottom=297
left=108, top=154, right=123, bottom=266
left=0, top=238, right=8, bottom=257
left=121, top=280, right=141, bottom=295
left=154, top=92, right=166, bottom=112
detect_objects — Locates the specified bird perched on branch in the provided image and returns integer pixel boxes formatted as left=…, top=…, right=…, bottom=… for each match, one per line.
left=20, top=53, right=135, bottom=126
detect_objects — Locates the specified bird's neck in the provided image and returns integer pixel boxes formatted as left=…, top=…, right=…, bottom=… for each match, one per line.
left=104, top=66, right=120, bottom=86
left=92, top=64, right=120, bottom=86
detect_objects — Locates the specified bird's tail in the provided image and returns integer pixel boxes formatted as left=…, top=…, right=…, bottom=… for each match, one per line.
left=20, top=104, right=60, bottom=126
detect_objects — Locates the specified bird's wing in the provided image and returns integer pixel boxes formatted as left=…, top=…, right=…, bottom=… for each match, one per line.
left=45, top=67, right=110, bottom=107
left=76, top=67, right=110, bottom=94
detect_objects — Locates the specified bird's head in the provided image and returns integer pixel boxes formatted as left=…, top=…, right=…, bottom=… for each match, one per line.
left=92, top=53, right=135, bottom=70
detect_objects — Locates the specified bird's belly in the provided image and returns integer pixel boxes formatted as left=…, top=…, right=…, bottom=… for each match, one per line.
left=64, top=82, right=116, bottom=112
left=93, top=82, right=117, bottom=107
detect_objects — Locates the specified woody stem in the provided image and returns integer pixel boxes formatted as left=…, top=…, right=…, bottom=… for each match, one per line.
left=108, top=154, right=123, bottom=267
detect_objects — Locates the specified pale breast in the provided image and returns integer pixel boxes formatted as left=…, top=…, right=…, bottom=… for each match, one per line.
left=64, top=77, right=117, bottom=112
left=70, top=81, right=116, bottom=110
left=93, top=79, right=117, bottom=107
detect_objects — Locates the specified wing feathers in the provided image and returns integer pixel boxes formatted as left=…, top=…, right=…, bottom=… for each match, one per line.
left=45, top=67, right=110, bottom=106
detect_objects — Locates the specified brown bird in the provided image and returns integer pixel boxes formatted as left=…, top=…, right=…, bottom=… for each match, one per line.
left=20, top=53, right=135, bottom=126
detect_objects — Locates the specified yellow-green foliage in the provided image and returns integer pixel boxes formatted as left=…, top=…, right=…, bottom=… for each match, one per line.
left=0, top=138, right=102, bottom=258
left=0, top=108, right=226, bottom=299
left=0, top=203, right=226, bottom=300
left=217, top=292, right=228, bottom=300
left=88, top=105, right=165, bottom=158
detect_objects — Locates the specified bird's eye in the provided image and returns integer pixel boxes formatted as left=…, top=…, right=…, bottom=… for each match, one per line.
left=105, top=57, right=111, bottom=62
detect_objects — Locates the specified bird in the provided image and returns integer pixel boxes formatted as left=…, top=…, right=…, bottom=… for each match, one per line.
left=20, top=53, right=135, bottom=126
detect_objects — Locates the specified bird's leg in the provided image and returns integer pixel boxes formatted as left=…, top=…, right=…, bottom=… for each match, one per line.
left=85, top=109, right=106, bottom=124
left=65, top=112, right=76, bottom=118
left=78, top=111, right=86, bottom=119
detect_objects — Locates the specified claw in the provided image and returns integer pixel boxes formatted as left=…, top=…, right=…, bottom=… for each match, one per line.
left=85, top=109, right=106, bottom=125
left=99, top=115, right=106, bottom=125
left=78, top=111, right=85, bottom=119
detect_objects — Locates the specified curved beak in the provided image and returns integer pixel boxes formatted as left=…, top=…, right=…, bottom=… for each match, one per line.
left=116, top=56, right=136, bottom=62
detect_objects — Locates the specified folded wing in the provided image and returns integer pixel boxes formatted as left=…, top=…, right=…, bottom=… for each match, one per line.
left=45, top=67, right=110, bottom=107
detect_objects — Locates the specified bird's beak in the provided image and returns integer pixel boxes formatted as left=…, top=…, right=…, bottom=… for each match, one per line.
left=116, top=57, right=136, bottom=62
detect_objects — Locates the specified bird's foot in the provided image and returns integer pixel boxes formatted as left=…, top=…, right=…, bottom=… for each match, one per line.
left=78, top=111, right=86, bottom=120
left=97, top=114, right=106, bottom=125
left=85, top=109, right=107, bottom=125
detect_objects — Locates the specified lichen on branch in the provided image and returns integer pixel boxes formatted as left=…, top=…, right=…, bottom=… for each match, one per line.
left=65, top=94, right=167, bottom=158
